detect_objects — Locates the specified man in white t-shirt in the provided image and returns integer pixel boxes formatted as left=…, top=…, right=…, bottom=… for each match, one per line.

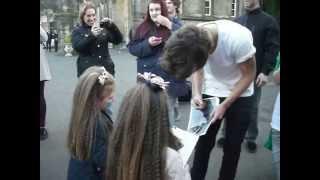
left=160, top=20, right=256, bottom=180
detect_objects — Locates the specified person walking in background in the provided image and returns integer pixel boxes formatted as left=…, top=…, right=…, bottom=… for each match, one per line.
left=40, top=24, right=52, bottom=140
left=67, top=66, right=114, bottom=180
left=106, top=73, right=190, bottom=180
left=217, top=0, right=280, bottom=153
left=127, top=0, right=188, bottom=127
left=52, top=30, right=59, bottom=52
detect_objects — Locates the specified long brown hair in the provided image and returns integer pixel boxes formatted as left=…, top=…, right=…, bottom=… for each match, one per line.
left=106, top=81, right=180, bottom=180
left=67, top=66, right=114, bottom=160
left=79, top=2, right=96, bottom=26
left=134, top=0, right=171, bottom=41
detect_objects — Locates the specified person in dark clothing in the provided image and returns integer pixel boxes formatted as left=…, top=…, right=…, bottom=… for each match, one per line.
left=46, top=31, right=52, bottom=51
left=67, top=66, right=114, bottom=180
left=217, top=0, right=280, bottom=153
left=72, top=2, right=123, bottom=78
left=52, top=30, right=59, bottom=52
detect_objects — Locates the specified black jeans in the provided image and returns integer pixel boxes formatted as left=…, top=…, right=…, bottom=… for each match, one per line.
left=191, top=95, right=253, bottom=180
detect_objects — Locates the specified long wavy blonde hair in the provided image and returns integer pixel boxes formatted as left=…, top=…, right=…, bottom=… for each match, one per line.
left=67, top=66, right=114, bottom=160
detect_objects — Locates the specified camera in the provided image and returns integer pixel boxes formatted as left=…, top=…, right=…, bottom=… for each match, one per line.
left=100, top=21, right=112, bottom=29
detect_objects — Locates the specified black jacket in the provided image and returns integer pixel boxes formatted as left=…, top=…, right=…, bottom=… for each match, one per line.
left=67, top=111, right=113, bottom=180
left=235, top=8, right=280, bottom=76
left=72, top=23, right=123, bottom=77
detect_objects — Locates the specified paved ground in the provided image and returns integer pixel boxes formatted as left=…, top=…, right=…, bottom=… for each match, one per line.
left=40, top=49, right=279, bottom=180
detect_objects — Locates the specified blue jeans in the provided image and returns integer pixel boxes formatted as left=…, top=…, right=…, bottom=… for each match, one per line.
left=191, top=95, right=253, bottom=180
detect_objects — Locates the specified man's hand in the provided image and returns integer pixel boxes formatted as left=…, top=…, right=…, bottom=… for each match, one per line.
left=211, top=103, right=227, bottom=122
left=148, top=36, right=162, bottom=46
left=256, top=72, right=268, bottom=87
left=191, top=94, right=205, bottom=109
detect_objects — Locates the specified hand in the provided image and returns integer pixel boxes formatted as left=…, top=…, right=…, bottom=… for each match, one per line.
left=155, top=15, right=172, bottom=29
left=101, top=17, right=113, bottom=23
left=256, top=73, right=268, bottom=87
left=91, top=23, right=103, bottom=37
left=210, top=103, right=228, bottom=122
left=191, top=94, right=205, bottom=109
left=148, top=36, right=162, bottom=46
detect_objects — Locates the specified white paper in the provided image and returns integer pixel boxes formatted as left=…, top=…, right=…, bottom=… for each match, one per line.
left=171, top=127, right=199, bottom=165
left=187, top=97, right=220, bottom=136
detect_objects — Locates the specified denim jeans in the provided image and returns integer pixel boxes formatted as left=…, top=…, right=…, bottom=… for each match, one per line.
left=271, top=128, right=280, bottom=180
left=191, top=95, right=253, bottom=180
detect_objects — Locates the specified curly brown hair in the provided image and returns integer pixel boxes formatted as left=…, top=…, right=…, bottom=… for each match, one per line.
left=106, top=81, right=180, bottom=180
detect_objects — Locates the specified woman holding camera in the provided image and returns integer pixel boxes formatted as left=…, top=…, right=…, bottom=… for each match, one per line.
left=72, top=2, right=123, bottom=78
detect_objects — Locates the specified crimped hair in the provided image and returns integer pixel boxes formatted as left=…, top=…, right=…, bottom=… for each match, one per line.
left=106, top=81, right=180, bottom=180
left=67, top=66, right=114, bottom=160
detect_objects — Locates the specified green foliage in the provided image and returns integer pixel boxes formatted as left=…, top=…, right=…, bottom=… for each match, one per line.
left=64, top=34, right=71, bottom=44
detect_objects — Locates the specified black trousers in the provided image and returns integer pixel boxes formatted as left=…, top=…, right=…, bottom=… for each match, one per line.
left=40, top=81, right=46, bottom=128
left=191, top=95, right=253, bottom=180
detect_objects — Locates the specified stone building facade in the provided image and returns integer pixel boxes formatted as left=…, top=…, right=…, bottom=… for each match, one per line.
left=40, top=0, right=278, bottom=47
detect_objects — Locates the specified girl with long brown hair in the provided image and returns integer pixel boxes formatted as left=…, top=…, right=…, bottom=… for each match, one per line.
left=106, top=73, right=190, bottom=180
left=67, top=66, right=114, bottom=180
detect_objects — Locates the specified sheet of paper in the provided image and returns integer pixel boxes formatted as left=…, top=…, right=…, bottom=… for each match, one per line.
left=187, top=97, right=220, bottom=136
left=171, top=127, right=199, bottom=165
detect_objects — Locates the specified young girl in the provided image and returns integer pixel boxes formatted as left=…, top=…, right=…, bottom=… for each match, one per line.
left=66, top=66, right=114, bottom=180
left=106, top=73, right=190, bottom=180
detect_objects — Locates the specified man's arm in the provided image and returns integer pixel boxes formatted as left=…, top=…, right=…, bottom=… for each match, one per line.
left=212, top=57, right=256, bottom=121
left=191, top=68, right=204, bottom=109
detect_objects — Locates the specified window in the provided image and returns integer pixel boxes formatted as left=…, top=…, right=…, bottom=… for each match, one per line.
left=204, top=0, right=212, bottom=16
left=231, top=0, right=237, bottom=17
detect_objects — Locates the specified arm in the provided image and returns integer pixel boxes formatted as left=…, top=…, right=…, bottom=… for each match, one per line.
left=273, top=69, right=280, bottom=84
left=71, top=28, right=96, bottom=53
left=212, top=57, right=256, bottom=121
left=40, top=26, right=48, bottom=42
left=261, top=20, right=280, bottom=75
left=103, top=23, right=123, bottom=45
left=191, top=69, right=205, bottom=109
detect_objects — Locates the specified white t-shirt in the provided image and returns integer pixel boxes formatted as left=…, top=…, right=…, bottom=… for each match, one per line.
left=198, top=20, right=256, bottom=97
left=271, top=93, right=280, bottom=131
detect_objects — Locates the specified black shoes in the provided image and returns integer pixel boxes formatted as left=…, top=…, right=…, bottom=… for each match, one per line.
left=217, top=137, right=225, bottom=148
left=40, top=128, right=48, bottom=141
left=246, top=141, right=257, bottom=153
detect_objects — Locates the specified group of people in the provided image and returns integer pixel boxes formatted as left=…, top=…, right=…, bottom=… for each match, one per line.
left=43, top=29, right=59, bottom=52
left=40, top=0, right=280, bottom=180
